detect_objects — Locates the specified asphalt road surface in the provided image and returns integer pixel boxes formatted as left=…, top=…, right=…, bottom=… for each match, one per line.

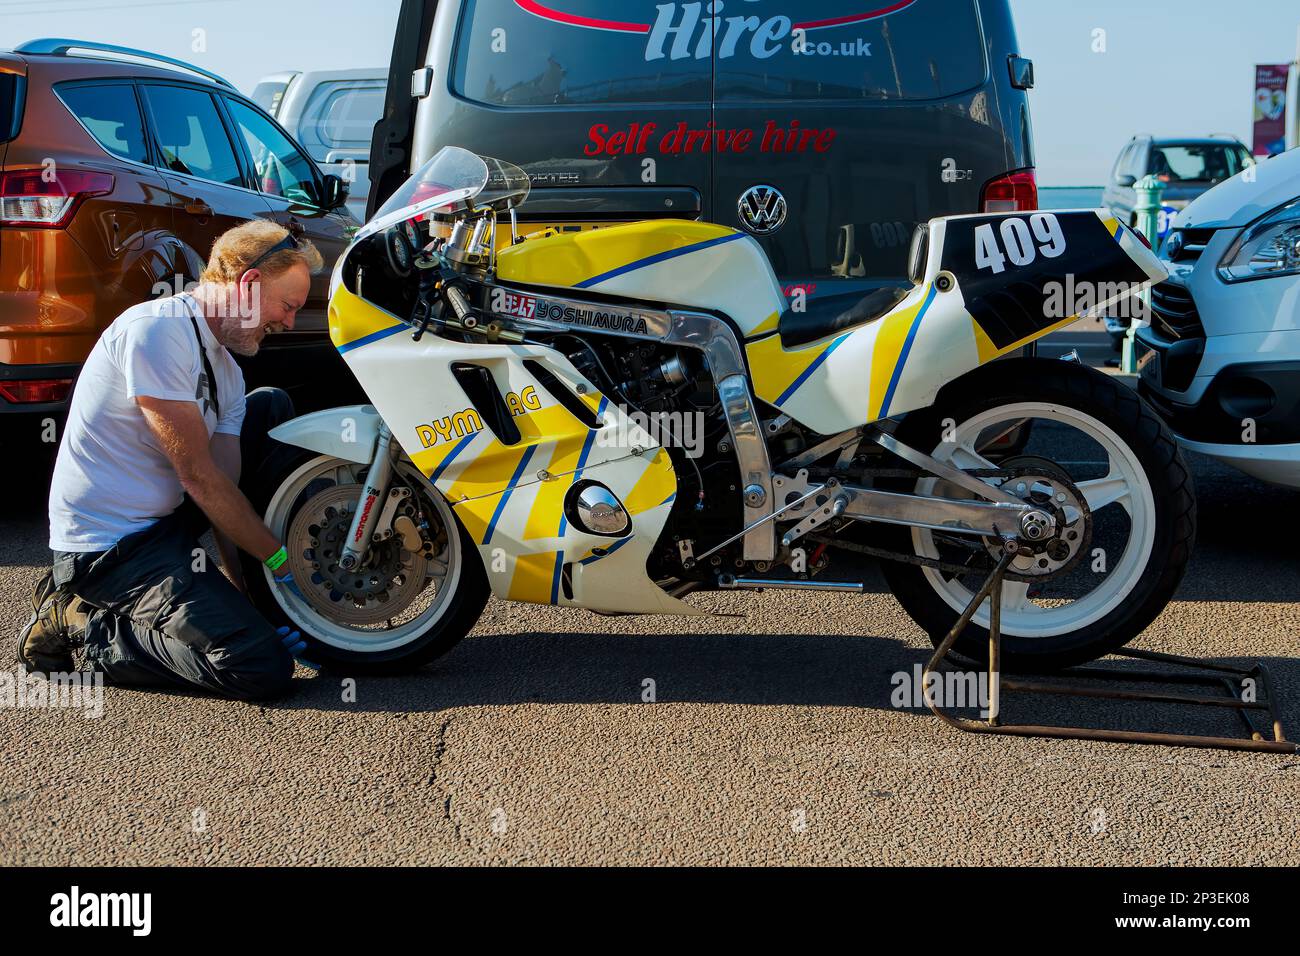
left=1, top=363, right=1298, bottom=866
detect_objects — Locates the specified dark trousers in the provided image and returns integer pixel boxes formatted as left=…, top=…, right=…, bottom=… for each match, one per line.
left=51, top=387, right=299, bottom=701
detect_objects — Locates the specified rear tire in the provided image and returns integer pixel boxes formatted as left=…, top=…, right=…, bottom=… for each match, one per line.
left=879, top=358, right=1196, bottom=672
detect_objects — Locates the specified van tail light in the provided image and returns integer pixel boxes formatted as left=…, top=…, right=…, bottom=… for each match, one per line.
left=980, top=169, right=1038, bottom=213
left=0, top=168, right=113, bottom=228
left=0, top=378, right=74, bottom=404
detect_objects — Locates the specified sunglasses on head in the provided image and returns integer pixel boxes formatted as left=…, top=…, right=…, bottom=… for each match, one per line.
left=245, top=233, right=300, bottom=275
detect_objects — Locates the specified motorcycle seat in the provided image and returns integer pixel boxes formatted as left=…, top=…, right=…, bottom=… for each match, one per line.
left=777, top=285, right=910, bottom=348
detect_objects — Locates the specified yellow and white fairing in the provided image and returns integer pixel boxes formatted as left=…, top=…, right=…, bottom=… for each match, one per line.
left=328, top=206, right=1163, bottom=615
left=493, top=210, right=1165, bottom=438
left=745, top=210, right=1167, bottom=434
left=328, top=283, right=700, bottom=616
left=496, top=219, right=788, bottom=338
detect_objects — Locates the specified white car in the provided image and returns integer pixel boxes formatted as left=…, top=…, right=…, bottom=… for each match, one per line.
left=252, top=69, right=387, bottom=222
left=1135, top=148, right=1300, bottom=488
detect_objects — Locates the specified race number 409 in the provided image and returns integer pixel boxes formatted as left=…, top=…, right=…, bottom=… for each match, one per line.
left=974, top=213, right=1067, bottom=275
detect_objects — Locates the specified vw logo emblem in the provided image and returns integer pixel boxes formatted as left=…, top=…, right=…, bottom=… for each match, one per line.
left=738, top=185, right=787, bottom=235
left=1165, top=230, right=1183, bottom=258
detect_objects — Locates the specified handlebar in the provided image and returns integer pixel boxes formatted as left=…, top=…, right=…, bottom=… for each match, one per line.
left=443, top=285, right=477, bottom=328
left=411, top=279, right=479, bottom=343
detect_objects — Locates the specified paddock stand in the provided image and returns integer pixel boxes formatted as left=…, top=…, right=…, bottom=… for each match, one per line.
left=923, top=545, right=1298, bottom=754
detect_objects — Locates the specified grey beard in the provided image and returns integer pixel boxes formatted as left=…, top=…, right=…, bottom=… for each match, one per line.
left=217, top=315, right=261, bottom=356
left=225, top=337, right=260, bottom=357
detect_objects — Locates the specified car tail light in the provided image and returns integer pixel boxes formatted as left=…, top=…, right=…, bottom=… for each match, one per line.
left=980, top=169, right=1038, bottom=213
left=0, top=168, right=113, bottom=228
left=0, top=378, right=74, bottom=403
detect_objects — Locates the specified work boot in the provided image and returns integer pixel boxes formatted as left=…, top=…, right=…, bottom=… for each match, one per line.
left=17, top=571, right=89, bottom=674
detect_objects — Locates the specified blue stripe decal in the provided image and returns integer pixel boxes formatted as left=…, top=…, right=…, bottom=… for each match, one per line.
left=482, top=445, right=537, bottom=546
left=428, top=432, right=476, bottom=484
left=573, top=408, right=603, bottom=478
left=659, top=492, right=677, bottom=507
left=878, top=284, right=937, bottom=419
left=576, top=233, right=746, bottom=289
left=573, top=431, right=598, bottom=477
left=336, top=323, right=405, bottom=353
left=558, top=395, right=608, bottom=537
left=774, top=333, right=851, bottom=407
left=578, top=534, right=633, bottom=565
left=549, top=550, right=565, bottom=605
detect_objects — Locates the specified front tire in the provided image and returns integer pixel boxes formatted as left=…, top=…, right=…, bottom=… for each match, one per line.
left=879, top=358, right=1196, bottom=672
left=242, top=452, right=489, bottom=674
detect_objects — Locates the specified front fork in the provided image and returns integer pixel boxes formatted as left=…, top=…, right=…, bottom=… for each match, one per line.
left=338, top=423, right=397, bottom=572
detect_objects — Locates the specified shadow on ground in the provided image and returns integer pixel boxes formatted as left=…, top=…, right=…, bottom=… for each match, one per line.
left=77, top=625, right=1300, bottom=754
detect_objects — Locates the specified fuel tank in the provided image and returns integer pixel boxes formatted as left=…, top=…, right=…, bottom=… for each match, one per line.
left=493, top=211, right=1167, bottom=436
left=495, top=219, right=788, bottom=339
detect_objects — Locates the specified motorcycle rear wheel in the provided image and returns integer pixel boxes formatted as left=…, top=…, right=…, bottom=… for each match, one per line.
left=879, top=358, right=1196, bottom=673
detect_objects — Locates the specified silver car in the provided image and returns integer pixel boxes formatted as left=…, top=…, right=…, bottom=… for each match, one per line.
left=1102, top=135, right=1254, bottom=232
left=1135, top=148, right=1300, bottom=489
left=252, top=68, right=386, bottom=222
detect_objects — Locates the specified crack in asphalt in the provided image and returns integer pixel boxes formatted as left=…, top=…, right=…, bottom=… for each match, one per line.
left=428, top=715, right=452, bottom=786
left=425, top=715, right=471, bottom=850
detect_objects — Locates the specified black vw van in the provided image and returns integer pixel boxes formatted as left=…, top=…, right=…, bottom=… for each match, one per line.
left=369, top=0, right=1036, bottom=308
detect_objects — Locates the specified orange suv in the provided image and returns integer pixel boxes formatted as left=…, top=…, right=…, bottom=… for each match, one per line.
left=0, top=39, right=359, bottom=420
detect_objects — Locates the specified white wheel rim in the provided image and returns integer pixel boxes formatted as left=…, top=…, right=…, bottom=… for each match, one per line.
left=262, top=455, right=463, bottom=653
left=911, top=402, right=1157, bottom=638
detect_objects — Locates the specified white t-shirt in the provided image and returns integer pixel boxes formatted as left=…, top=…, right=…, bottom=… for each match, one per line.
left=49, top=294, right=247, bottom=552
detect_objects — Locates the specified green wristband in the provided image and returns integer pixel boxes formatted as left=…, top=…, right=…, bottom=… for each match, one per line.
left=264, top=546, right=288, bottom=572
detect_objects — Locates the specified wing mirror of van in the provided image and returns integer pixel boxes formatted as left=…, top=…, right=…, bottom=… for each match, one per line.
left=320, top=173, right=350, bottom=211
left=1008, top=55, right=1034, bottom=91
left=1116, top=174, right=1137, bottom=188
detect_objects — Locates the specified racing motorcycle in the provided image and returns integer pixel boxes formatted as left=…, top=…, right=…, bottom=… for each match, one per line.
left=243, top=147, right=1195, bottom=674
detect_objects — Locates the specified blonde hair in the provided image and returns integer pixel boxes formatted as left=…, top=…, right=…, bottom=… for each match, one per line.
left=200, top=219, right=323, bottom=283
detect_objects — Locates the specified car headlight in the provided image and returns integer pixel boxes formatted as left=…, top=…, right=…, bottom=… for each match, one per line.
left=1218, top=198, right=1300, bottom=282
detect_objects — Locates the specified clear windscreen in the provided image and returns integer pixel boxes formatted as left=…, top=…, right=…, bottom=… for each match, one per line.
left=477, top=154, right=531, bottom=209
left=357, top=146, right=529, bottom=240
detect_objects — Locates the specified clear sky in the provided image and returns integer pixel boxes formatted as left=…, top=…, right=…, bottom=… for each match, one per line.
left=0, top=0, right=404, bottom=95
left=1011, top=0, right=1300, bottom=183
left=3, top=0, right=1298, bottom=185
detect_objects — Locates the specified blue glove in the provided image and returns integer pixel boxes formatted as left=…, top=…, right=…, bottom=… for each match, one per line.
left=275, top=570, right=307, bottom=605
left=276, top=624, right=319, bottom=671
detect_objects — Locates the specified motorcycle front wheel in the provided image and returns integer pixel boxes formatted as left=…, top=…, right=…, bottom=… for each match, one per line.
left=242, top=452, right=489, bottom=674
left=879, top=358, right=1196, bottom=673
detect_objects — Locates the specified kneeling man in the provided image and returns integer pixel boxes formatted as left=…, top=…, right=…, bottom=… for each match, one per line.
left=19, top=221, right=321, bottom=700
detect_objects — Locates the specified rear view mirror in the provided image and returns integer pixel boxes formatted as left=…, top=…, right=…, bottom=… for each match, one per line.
left=1116, top=174, right=1137, bottom=187
left=1008, top=55, right=1034, bottom=91
left=321, top=173, right=350, bottom=210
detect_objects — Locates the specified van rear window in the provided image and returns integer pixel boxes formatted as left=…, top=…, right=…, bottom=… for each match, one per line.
left=452, top=0, right=711, bottom=106
left=299, top=83, right=385, bottom=158
left=453, top=0, right=986, bottom=107
left=717, top=0, right=987, bottom=102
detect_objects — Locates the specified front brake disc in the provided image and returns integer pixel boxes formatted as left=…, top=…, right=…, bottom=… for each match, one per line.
left=284, top=483, right=431, bottom=626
